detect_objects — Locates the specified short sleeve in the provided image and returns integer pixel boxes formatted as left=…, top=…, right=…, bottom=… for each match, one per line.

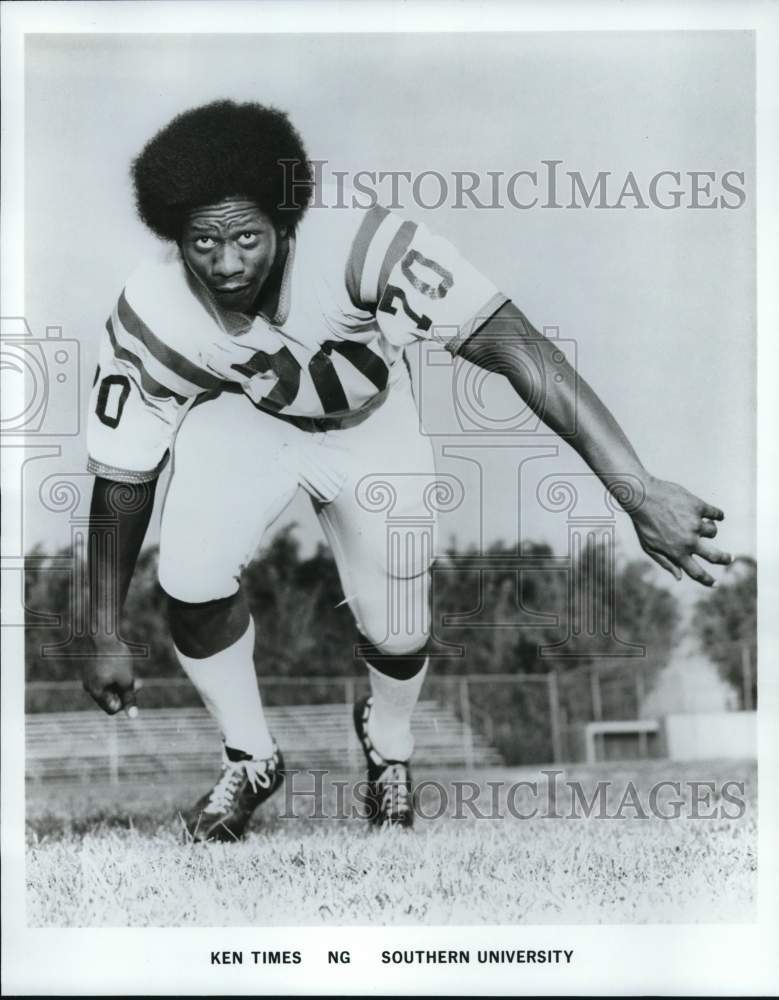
left=86, top=324, right=191, bottom=483
left=344, top=206, right=509, bottom=354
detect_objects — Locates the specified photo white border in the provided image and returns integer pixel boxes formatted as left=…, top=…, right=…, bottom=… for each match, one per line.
left=2, top=1, right=777, bottom=995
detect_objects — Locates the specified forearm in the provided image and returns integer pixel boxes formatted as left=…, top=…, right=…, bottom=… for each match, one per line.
left=88, top=476, right=158, bottom=640
left=459, top=303, right=651, bottom=504
left=455, top=305, right=727, bottom=586
left=524, top=359, right=649, bottom=493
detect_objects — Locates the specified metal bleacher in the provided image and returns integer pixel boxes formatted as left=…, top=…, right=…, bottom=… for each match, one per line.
left=25, top=700, right=503, bottom=784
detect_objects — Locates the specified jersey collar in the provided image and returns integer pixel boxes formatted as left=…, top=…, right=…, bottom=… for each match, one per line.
left=269, top=232, right=295, bottom=326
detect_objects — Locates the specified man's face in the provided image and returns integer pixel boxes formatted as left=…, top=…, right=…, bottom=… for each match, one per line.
left=180, top=198, right=279, bottom=313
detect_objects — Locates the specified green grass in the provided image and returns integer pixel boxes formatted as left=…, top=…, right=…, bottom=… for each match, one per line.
left=26, top=760, right=756, bottom=927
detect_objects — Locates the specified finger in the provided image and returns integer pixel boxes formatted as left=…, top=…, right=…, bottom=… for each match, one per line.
left=122, top=681, right=139, bottom=719
left=83, top=679, right=121, bottom=715
left=680, top=554, right=716, bottom=587
left=646, top=547, right=682, bottom=581
left=698, top=519, right=718, bottom=539
left=700, top=502, right=724, bottom=521
left=694, top=539, right=732, bottom=565
left=100, top=688, right=123, bottom=715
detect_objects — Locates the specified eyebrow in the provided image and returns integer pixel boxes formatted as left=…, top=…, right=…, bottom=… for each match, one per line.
left=189, top=218, right=265, bottom=234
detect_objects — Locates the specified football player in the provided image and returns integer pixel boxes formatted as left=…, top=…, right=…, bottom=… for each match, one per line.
left=82, top=100, right=731, bottom=838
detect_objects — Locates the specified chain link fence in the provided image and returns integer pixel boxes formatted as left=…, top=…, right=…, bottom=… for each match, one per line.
left=26, top=639, right=754, bottom=767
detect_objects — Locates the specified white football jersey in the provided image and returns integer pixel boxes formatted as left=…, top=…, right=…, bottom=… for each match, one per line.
left=87, top=199, right=508, bottom=482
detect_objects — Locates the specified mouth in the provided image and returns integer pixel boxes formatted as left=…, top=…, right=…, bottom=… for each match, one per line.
left=212, top=283, right=250, bottom=296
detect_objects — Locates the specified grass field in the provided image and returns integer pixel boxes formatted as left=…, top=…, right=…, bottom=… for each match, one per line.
left=26, top=759, right=756, bottom=927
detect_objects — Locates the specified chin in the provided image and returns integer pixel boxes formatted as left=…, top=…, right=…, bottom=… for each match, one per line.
left=211, top=290, right=254, bottom=312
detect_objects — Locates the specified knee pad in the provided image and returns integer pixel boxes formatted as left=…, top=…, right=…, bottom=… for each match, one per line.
left=360, top=634, right=431, bottom=679
left=166, top=589, right=250, bottom=659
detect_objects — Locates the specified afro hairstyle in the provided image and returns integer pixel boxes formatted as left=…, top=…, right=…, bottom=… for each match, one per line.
left=131, top=100, right=313, bottom=241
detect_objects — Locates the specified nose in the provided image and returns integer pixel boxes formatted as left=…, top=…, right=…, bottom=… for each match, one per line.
left=212, top=243, right=244, bottom=280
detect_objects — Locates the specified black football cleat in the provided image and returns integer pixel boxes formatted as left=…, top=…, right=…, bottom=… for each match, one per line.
left=353, top=696, right=414, bottom=828
left=182, top=741, right=284, bottom=843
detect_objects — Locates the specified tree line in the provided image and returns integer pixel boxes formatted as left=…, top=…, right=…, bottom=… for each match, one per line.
left=24, top=527, right=754, bottom=692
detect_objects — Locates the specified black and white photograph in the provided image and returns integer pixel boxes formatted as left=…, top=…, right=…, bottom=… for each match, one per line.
left=1, top=1, right=778, bottom=995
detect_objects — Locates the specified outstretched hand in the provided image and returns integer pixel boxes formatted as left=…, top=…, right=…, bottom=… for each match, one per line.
left=630, top=477, right=731, bottom=587
left=82, top=635, right=139, bottom=717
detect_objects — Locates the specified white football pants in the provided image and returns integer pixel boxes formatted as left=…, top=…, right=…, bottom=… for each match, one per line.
left=158, top=368, right=437, bottom=655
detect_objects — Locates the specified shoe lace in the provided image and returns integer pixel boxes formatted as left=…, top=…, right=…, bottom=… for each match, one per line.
left=378, top=762, right=411, bottom=816
left=207, top=758, right=272, bottom=812
left=245, top=758, right=273, bottom=792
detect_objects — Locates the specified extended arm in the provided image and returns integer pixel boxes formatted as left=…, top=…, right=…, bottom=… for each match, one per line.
left=84, top=291, right=187, bottom=712
left=83, top=475, right=158, bottom=713
left=458, top=302, right=731, bottom=586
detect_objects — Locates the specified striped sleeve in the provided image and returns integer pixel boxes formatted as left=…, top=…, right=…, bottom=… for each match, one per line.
left=109, top=286, right=222, bottom=399
left=87, top=327, right=193, bottom=483
left=345, top=206, right=509, bottom=353
left=85, top=267, right=211, bottom=482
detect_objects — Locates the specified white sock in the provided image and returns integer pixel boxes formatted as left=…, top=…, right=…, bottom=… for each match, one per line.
left=174, top=618, right=274, bottom=760
left=366, top=659, right=428, bottom=761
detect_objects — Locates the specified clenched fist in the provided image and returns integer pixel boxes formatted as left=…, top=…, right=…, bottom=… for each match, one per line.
left=82, top=634, right=139, bottom=716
